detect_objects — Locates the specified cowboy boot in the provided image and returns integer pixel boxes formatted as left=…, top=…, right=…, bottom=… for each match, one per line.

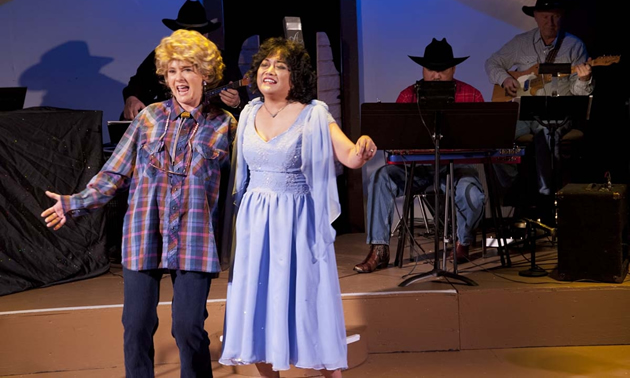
left=448, top=242, right=470, bottom=264
left=354, top=244, right=390, bottom=273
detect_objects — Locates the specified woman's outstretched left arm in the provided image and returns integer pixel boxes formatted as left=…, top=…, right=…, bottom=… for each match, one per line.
left=329, top=122, right=377, bottom=169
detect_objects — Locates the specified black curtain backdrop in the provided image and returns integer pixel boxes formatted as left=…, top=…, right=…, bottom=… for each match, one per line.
left=222, top=1, right=341, bottom=83
left=0, top=107, right=109, bottom=296
left=563, top=0, right=630, bottom=185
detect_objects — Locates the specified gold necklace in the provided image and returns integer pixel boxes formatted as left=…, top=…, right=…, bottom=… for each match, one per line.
left=263, top=101, right=290, bottom=118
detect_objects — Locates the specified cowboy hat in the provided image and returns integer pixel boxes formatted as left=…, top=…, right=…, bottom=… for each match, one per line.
left=522, top=0, right=568, bottom=17
left=162, top=0, right=221, bottom=33
left=408, top=38, right=469, bottom=72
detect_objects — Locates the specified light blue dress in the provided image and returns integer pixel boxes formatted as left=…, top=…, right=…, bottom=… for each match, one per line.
left=219, top=98, right=348, bottom=371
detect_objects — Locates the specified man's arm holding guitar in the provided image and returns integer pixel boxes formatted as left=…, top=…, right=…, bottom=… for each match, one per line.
left=571, top=57, right=594, bottom=95
left=484, top=35, right=522, bottom=96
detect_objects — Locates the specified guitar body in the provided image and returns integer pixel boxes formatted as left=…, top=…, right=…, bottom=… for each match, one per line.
left=492, top=72, right=542, bottom=102
left=491, top=64, right=541, bottom=102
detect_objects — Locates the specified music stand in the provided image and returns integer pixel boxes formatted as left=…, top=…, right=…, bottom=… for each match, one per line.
left=538, top=63, right=571, bottom=97
left=415, top=80, right=455, bottom=104
left=538, top=63, right=571, bottom=75
left=515, top=95, right=592, bottom=277
left=361, top=100, right=519, bottom=287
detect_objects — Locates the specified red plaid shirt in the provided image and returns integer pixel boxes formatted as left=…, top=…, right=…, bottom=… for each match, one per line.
left=396, top=79, right=484, bottom=103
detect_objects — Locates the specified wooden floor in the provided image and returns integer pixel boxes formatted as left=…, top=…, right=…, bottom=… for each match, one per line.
left=2, top=230, right=630, bottom=377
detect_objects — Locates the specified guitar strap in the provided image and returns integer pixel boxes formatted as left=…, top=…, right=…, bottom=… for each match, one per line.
left=544, top=30, right=565, bottom=63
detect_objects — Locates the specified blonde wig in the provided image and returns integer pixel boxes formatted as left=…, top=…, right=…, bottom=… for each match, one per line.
left=155, top=29, right=224, bottom=89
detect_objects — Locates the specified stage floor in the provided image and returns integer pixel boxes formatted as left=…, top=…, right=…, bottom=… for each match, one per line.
left=2, top=232, right=630, bottom=377
left=3, top=230, right=620, bottom=311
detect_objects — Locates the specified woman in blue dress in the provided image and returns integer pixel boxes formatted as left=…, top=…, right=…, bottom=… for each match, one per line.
left=219, top=37, right=377, bottom=377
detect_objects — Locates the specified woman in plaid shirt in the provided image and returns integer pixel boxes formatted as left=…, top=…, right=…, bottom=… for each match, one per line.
left=41, top=29, right=236, bottom=377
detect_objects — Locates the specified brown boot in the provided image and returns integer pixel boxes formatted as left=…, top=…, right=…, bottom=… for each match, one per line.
left=354, top=244, right=390, bottom=273
left=456, top=242, right=470, bottom=264
left=448, top=242, right=469, bottom=264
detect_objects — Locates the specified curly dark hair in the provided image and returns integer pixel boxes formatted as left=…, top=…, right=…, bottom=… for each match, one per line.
left=246, top=37, right=316, bottom=104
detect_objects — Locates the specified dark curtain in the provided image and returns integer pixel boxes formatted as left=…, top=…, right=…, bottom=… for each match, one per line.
left=222, top=1, right=341, bottom=82
left=0, top=107, right=109, bottom=296
left=563, top=0, right=630, bottom=184
left=222, top=0, right=351, bottom=232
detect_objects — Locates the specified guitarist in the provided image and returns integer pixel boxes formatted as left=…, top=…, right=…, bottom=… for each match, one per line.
left=121, top=0, right=248, bottom=121
left=484, top=0, right=593, bottom=202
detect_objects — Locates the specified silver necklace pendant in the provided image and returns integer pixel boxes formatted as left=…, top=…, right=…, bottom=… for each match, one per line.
left=264, top=102, right=289, bottom=118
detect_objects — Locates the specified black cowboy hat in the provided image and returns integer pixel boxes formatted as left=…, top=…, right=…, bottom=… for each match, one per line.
left=408, top=38, right=469, bottom=72
left=162, top=0, right=221, bottom=33
left=522, top=0, right=568, bottom=17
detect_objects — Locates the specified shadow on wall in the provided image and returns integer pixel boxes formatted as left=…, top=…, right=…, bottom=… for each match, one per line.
left=455, top=0, right=536, bottom=31
left=19, top=41, right=125, bottom=142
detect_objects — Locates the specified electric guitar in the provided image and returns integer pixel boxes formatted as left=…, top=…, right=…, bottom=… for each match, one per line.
left=205, top=76, right=251, bottom=99
left=491, top=55, right=620, bottom=102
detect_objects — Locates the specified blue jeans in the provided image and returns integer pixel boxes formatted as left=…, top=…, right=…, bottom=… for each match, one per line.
left=365, top=164, right=485, bottom=246
left=122, top=267, right=213, bottom=378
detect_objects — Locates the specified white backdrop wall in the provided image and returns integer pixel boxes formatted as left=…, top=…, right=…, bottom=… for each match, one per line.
left=0, top=0, right=182, bottom=142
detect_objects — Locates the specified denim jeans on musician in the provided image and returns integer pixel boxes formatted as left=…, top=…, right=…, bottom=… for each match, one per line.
left=122, top=267, right=213, bottom=378
left=365, top=164, right=486, bottom=247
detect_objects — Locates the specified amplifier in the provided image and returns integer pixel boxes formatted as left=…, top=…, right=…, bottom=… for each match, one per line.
left=556, top=183, right=629, bottom=283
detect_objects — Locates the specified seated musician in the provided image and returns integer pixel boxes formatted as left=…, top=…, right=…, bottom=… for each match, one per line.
left=484, top=0, right=593, bottom=199
left=354, top=38, right=486, bottom=273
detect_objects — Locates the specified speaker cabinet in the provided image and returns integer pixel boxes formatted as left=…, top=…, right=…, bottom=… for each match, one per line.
left=556, top=183, right=629, bottom=283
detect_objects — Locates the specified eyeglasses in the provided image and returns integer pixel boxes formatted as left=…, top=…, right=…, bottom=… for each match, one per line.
left=149, top=116, right=199, bottom=177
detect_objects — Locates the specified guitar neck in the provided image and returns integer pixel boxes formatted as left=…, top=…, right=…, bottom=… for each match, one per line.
left=205, top=78, right=247, bottom=98
left=570, top=56, right=620, bottom=74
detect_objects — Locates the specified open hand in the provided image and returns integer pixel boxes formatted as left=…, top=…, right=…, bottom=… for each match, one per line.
left=41, top=191, right=67, bottom=231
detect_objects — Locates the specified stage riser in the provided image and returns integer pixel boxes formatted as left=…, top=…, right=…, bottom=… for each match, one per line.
left=0, top=303, right=366, bottom=377
left=460, top=288, right=630, bottom=350
left=343, top=293, right=460, bottom=353
left=1, top=306, right=218, bottom=376
left=3, top=286, right=629, bottom=376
